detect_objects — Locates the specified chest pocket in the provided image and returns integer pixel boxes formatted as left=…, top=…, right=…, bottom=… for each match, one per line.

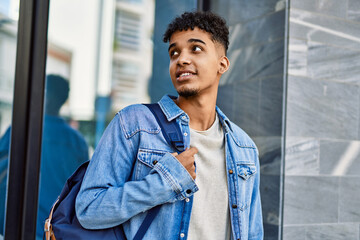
left=237, top=163, right=256, bottom=181
left=236, top=163, right=257, bottom=211
left=135, top=149, right=166, bottom=180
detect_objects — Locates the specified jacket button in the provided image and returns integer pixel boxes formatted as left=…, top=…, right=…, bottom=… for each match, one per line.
left=186, top=189, right=192, bottom=194
left=153, top=160, right=158, bottom=165
left=232, top=204, right=237, bottom=209
left=229, top=169, right=233, bottom=174
left=180, top=233, right=185, bottom=238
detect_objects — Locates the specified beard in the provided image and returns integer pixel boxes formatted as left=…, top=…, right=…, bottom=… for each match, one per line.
left=177, top=88, right=199, bottom=98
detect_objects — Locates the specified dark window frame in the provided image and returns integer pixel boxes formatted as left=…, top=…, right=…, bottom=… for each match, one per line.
left=197, top=0, right=211, bottom=11
left=4, top=0, right=49, bottom=239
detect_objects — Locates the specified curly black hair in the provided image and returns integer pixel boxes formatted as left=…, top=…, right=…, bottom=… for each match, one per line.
left=163, top=11, right=229, bottom=54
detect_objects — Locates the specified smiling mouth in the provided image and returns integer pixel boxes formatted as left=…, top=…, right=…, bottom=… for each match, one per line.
left=176, top=72, right=196, bottom=80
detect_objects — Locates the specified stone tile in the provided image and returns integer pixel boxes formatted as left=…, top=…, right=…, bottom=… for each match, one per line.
left=283, top=176, right=338, bottom=224
left=210, top=0, right=230, bottom=23
left=254, top=136, right=282, bottom=175
left=289, top=8, right=360, bottom=50
left=220, top=48, right=246, bottom=85
left=285, top=138, right=319, bottom=176
left=228, top=0, right=285, bottom=25
left=246, top=40, right=284, bottom=81
left=289, top=20, right=360, bottom=51
left=258, top=76, right=283, bottom=137
left=320, top=140, right=360, bottom=176
left=291, top=0, right=347, bottom=19
left=232, top=80, right=261, bottom=137
left=339, top=177, right=360, bottom=222
left=283, top=226, right=306, bottom=240
left=305, top=224, right=359, bottom=240
left=307, top=42, right=360, bottom=84
left=253, top=136, right=282, bottom=157
left=225, top=40, right=284, bottom=84
left=358, top=97, right=360, bottom=142
left=359, top=98, right=360, bottom=140
left=217, top=83, right=236, bottom=120
left=264, top=223, right=279, bottom=240
left=260, top=175, right=281, bottom=226
left=348, top=0, right=360, bottom=22
left=219, top=79, right=283, bottom=139
left=230, top=76, right=283, bottom=138
left=228, top=10, right=285, bottom=51
left=288, top=38, right=308, bottom=77
left=286, top=76, right=359, bottom=140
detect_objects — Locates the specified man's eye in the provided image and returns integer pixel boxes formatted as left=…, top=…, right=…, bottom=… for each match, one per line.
left=170, top=50, right=179, bottom=57
left=193, top=46, right=202, bottom=52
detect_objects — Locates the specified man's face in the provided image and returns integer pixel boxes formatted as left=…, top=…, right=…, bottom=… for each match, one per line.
left=168, top=27, right=228, bottom=98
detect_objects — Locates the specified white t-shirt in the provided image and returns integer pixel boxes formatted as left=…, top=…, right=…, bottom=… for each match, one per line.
left=187, top=114, right=231, bottom=240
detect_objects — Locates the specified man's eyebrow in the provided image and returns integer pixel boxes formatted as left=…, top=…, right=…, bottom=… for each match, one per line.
left=168, top=43, right=176, bottom=52
left=168, top=38, right=206, bottom=52
left=188, top=38, right=206, bottom=45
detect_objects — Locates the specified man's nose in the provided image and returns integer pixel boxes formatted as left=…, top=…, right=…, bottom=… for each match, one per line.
left=177, top=51, right=191, bottom=65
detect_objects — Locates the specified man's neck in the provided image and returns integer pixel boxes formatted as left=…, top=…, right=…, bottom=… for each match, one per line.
left=175, top=93, right=217, bottom=131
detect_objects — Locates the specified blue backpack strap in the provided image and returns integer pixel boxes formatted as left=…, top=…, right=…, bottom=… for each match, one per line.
left=133, top=103, right=184, bottom=240
left=144, top=103, right=185, bottom=153
left=133, top=206, right=161, bottom=240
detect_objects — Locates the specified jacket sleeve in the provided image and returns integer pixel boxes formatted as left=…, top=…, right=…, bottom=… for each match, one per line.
left=248, top=151, right=264, bottom=240
left=75, top=113, right=197, bottom=229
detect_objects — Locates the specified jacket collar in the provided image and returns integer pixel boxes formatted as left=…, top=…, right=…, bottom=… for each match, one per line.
left=158, top=95, right=184, bottom=121
left=215, top=106, right=233, bottom=133
left=158, top=95, right=233, bottom=133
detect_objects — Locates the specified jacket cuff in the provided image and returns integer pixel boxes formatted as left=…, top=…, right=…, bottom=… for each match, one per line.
left=153, top=152, right=198, bottom=200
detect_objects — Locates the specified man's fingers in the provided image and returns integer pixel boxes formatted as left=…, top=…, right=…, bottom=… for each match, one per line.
left=187, top=147, right=198, bottom=155
left=171, top=152, right=178, bottom=157
left=173, top=147, right=197, bottom=179
left=176, top=147, right=198, bottom=158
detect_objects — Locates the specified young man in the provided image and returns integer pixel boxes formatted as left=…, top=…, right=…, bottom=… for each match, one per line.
left=76, top=11, right=263, bottom=240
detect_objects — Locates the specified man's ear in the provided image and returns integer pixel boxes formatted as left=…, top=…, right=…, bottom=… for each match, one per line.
left=218, top=56, right=230, bottom=74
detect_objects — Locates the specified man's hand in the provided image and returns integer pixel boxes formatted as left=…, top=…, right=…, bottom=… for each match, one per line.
left=172, top=147, right=198, bottom=179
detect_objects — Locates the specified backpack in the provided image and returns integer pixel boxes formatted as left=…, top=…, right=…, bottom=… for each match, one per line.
left=44, top=103, right=185, bottom=240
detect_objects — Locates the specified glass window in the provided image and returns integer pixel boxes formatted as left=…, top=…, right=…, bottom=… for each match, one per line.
left=36, top=0, right=155, bottom=238
left=34, top=0, right=197, bottom=237
left=0, top=0, right=19, bottom=236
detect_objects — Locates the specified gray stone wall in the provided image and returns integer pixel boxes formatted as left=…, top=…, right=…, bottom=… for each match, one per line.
left=283, top=0, right=360, bottom=239
left=212, top=1, right=287, bottom=239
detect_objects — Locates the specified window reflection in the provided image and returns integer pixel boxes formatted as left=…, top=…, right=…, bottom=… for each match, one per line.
left=37, top=75, right=89, bottom=238
left=0, top=128, right=10, bottom=237
left=112, top=0, right=154, bottom=110
left=37, top=0, right=155, bottom=239
left=0, top=0, right=18, bottom=236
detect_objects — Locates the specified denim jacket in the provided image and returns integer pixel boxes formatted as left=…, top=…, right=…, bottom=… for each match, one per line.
left=76, top=95, right=263, bottom=240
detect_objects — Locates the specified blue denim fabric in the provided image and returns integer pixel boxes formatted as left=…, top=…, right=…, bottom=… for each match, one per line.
left=76, top=95, right=263, bottom=240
